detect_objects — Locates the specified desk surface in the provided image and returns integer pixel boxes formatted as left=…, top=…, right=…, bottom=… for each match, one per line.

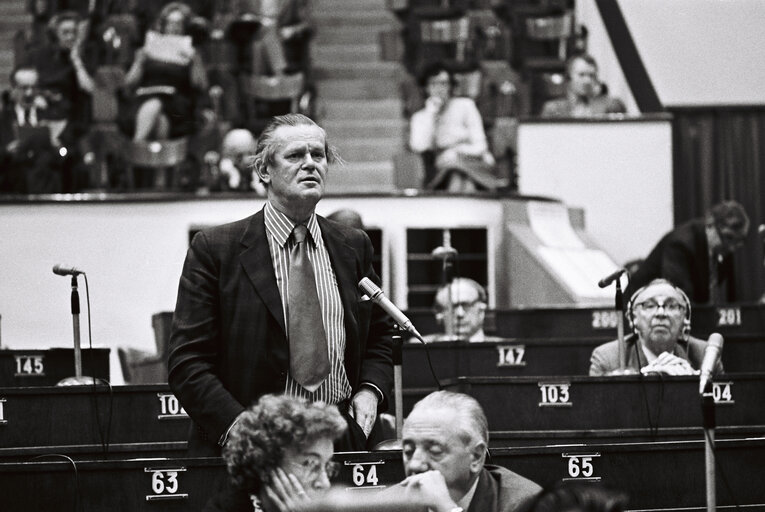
left=1, top=437, right=763, bottom=511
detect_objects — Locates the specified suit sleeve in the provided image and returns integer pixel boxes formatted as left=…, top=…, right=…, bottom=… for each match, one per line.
left=660, top=240, right=698, bottom=300
left=357, top=231, right=396, bottom=413
left=167, top=231, right=245, bottom=444
left=589, top=345, right=608, bottom=376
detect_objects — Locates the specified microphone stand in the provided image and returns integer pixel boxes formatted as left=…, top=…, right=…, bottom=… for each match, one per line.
left=701, top=382, right=716, bottom=512
left=392, top=331, right=403, bottom=438
left=603, top=277, right=635, bottom=375
left=431, top=229, right=457, bottom=338
left=58, top=275, right=95, bottom=386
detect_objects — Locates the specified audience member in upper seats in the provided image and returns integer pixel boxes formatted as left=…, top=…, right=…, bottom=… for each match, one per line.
left=590, top=278, right=725, bottom=376
left=212, top=127, right=266, bottom=194
left=0, top=66, right=62, bottom=194
left=409, top=62, right=500, bottom=193
left=245, top=0, right=313, bottom=78
left=216, top=394, right=347, bottom=512
left=420, top=278, right=503, bottom=343
left=394, top=390, right=542, bottom=512
left=540, top=54, right=626, bottom=118
left=625, top=201, right=750, bottom=305
left=24, top=11, right=95, bottom=146
left=530, top=482, right=628, bottom=512
left=124, top=2, right=209, bottom=142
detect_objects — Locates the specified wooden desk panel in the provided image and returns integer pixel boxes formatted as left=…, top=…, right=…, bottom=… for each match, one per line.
left=0, top=349, right=110, bottom=387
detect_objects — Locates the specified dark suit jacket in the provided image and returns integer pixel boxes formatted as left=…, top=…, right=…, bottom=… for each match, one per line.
left=168, top=209, right=394, bottom=455
left=626, top=219, right=735, bottom=304
left=469, top=465, right=542, bottom=512
left=589, top=333, right=724, bottom=376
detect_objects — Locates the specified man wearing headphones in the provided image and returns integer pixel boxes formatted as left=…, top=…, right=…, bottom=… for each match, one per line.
left=589, top=278, right=724, bottom=376
left=540, top=53, right=625, bottom=118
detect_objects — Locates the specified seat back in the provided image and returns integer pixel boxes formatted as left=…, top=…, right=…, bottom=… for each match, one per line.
left=248, top=72, right=305, bottom=101
left=127, top=138, right=189, bottom=168
left=524, top=11, right=573, bottom=60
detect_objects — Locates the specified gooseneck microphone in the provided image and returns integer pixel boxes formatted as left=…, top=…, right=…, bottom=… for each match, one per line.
left=597, top=268, right=627, bottom=288
left=53, top=265, right=84, bottom=277
left=699, top=333, right=724, bottom=394
left=359, top=278, right=422, bottom=340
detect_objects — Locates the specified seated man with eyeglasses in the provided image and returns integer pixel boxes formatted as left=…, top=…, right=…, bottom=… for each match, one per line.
left=421, top=278, right=504, bottom=343
left=590, top=279, right=725, bottom=376
left=219, top=394, right=346, bottom=512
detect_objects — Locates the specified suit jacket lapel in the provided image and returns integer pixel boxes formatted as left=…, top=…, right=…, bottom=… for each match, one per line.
left=240, top=209, right=286, bottom=335
left=319, top=218, right=360, bottom=349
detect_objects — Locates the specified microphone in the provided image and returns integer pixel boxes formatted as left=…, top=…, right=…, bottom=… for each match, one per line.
left=359, top=278, right=422, bottom=340
left=598, top=268, right=627, bottom=288
left=52, top=265, right=84, bottom=277
left=699, top=333, right=724, bottom=394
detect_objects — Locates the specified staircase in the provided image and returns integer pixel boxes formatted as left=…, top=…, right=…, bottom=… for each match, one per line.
left=312, top=0, right=406, bottom=193
left=0, top=1, right=30, bottom=91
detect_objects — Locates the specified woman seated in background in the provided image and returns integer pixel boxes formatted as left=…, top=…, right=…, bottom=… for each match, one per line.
left=409, top=62, right=500, bottom=193
left=123, top=2, right=208, bottom=142
left=221, top=394, right=347, bottom=512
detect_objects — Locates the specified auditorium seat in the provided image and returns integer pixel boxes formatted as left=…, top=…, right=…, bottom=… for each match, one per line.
left=125, top=137, right=189, bottom=190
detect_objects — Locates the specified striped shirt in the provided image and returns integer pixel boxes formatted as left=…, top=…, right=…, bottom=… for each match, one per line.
left=263, top=201, right=352, bottom=404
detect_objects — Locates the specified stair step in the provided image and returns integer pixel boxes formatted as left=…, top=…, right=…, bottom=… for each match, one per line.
left=313, top=61, right=401, bottom=80
left=317, top=78, right=399, bottom=100
left=315, top=25, right=388, bottom=45
left=335, top=137, right=401, bottom=162
left=314, top=10, right=395, bottom=27
left=313, top=44, right=379, bottom=65
left=320, top=98, right=402, bottom=120
left=0, top=14, right=31, bottom=30
left=323, top=118, right=405, bottom=139
left=313, top=0, right=389, bottom=13
left=326, top=161, right=396, bottom=194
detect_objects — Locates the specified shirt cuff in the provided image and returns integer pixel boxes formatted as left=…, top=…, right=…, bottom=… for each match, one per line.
left=218, top=411, right=246, bottom=447
left=359, top=382, right=384, bottom=403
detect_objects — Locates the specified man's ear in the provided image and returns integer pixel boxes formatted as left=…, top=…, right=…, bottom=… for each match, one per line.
left=469, top=440, right=487, bottom=473
left=255, top=159, right=271, bottom=185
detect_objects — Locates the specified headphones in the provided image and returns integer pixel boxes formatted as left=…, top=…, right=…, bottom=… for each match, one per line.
left=626, top=278, right=692, bottom=338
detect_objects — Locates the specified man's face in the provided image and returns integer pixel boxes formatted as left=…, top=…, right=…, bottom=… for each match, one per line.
left=436, top=281, right=486, bottom=339
left=11, top=69, right=39, bottom=107
left=56, top=20, right=78, bottom=49
left=631, top=282, right=687, bottom=354
left=401, top=407, right=482, bottom=502
left=715, top=219, right=747, bottom=255
left=279, top=437, right=336, bottom=499
left=568, top=58, right=598, bottom=98
left=260, top=124, right=328, bottom=216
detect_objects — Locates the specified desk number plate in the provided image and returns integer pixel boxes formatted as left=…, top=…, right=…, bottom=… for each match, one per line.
left=716, top=307, right=742, bottom=327
left=14, top=355, right=45, bottom=377
left=591, top=310, right=619, bottom=329
left=0, top=398, right=6, bottom=425
left=562, top=453, right=601, bottom=481
left=145, top=467, right=188, bottom=501
left=539, top=382, right=572, bottom=407
left=157, top=393, right=188, bottom=420
left=712, top=382, right=734, bottom=404
left=344, top=460, right=384, bottom=489
left=497, top=345, right=526, bottom=367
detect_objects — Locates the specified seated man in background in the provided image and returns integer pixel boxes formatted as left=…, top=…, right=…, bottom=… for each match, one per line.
left=540, top=54, right=625, bottom=118
left=423, top=278, right=501, bottom=343
left=396, top=390, right=541, bottom=512
left=219, top=394, right=347, bottom=512
left=590, top=279, right=725, bottom=376
left=409, top=62, right=502, bottom=193
left=625, top=200, right=750, bottom=304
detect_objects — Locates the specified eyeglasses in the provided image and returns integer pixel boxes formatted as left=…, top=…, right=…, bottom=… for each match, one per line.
left=634, top=300, right=685, bottom=315
left=289, top=458, right=339, bottom=481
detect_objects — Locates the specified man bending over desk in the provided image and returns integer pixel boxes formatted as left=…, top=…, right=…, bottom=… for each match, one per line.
left=590, top=279, right=724, bottom=376
left=393, top=390, right=542, bottom=512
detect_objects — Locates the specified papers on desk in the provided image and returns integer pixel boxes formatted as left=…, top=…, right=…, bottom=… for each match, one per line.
left=527, top=201, right=621, bottom=299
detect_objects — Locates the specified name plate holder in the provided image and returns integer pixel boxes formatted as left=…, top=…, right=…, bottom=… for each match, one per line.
left=145, top=467, right=188, bottom=501
left=538, top=381, right=572, bottom=408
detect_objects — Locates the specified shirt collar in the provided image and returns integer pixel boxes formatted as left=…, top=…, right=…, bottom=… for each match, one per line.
left=263, top=201, right=320, bottom=247
left=457, top=475, right=481, bottom=510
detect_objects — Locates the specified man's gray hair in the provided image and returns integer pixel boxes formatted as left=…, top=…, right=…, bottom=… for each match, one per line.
left=410, top=390, right=489, bottom=446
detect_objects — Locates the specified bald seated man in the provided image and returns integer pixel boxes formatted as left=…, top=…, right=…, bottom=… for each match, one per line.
left=395, top=390, right=542, bottom=512
left=590, top=279, right=725, bottom=376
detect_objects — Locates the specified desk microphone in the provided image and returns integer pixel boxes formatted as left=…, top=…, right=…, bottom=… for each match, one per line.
left=699, top=333, right=724, bottom=394
left=597, top=268, right=626, bottom=288
left=359, top=278, right=422, bottom=340
left=53, top=265, right=84, bottom=277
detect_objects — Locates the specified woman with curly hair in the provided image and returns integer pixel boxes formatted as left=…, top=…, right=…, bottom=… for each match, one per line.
left=221, top=394, right=347, bottom=512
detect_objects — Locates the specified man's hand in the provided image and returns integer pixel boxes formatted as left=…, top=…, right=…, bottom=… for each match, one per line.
left=400, top=470, right=458, bottom=512
left=424, top=95, right=444, bottom=114
left=641, top=352, right=698, bottom=376
left=348, top=387, right=378, bottom=438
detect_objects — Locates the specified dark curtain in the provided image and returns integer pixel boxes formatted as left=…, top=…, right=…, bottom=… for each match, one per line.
left=672, top=108, right=765, bottom=302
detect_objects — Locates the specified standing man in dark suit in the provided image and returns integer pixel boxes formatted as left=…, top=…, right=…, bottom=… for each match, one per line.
left=625, top=201, right=750, bottom=304
left=168, top=113, right=394, bottom=456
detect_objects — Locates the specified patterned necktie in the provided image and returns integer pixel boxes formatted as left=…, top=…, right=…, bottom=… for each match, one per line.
left=287, top=224, right=329, bottom=391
